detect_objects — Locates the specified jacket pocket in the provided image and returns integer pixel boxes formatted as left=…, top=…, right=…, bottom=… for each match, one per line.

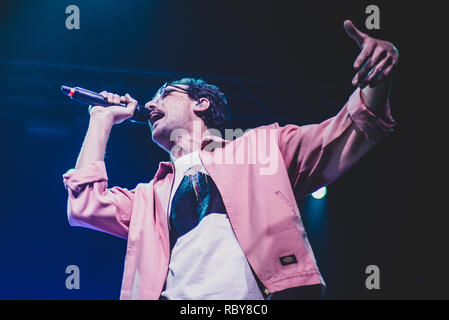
left=268, top=190, right=301, bottom=235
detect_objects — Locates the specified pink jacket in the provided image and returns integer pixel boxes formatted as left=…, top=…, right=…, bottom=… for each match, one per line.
left=63, top=88, right=395, bottom=299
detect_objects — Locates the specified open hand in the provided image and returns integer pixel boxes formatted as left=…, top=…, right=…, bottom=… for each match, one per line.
left=344, top=20, right=399, bottom=88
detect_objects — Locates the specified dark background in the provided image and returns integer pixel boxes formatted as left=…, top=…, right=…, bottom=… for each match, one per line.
left=0, top=0, right=445, bottom=299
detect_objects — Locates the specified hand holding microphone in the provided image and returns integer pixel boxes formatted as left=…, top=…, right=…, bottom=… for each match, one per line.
left=61, top=86, right=151, bottom=170
left=61, top=86, right=150, bottom=124
left=89, top=91, right=139, bottom=125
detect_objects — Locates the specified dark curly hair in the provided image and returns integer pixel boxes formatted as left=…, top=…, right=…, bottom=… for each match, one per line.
left=165, top=78, right=230, bottom=134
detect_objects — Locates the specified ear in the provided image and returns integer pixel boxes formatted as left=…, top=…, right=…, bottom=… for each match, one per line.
left=193, top=97, right=210, bottom=112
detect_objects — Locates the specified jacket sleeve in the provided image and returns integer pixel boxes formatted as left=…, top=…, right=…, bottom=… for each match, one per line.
left=62, top=161, right=135, bottom=239
left=277, top=88, right=396, bottom=199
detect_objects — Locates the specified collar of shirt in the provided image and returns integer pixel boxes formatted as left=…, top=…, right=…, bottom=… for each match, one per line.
left=154, top=134, right=231, bottom=183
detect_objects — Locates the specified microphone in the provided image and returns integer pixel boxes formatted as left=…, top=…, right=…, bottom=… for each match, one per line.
left=61, top=85, right=150, bottom=124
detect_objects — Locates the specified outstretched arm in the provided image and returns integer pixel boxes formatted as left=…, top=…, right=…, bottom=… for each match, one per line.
left=343, top=20, right=399, bottom=117
left=277, top=20, right=398, bottom=198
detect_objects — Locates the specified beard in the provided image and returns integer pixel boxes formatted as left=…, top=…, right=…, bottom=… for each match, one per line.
left=151, top=118, right=191, bottom=153
left=150, top=120, right=171, bottom=152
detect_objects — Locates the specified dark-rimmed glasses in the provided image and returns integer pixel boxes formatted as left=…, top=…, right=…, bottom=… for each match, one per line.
left=152, top=82, right=190, bottom=102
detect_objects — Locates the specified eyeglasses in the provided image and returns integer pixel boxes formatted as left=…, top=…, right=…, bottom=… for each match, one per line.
left=152, top=82, right=190, bottom=102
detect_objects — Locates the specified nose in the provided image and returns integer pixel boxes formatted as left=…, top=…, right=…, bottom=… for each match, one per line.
left=145, top=99, right=158, bottom=111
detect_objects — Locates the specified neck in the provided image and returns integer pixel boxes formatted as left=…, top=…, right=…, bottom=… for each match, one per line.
left=169, top=129, right=205, bottom=162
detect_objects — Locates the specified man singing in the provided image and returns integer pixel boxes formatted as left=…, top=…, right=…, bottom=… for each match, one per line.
left=63, top=20, right=398, bottom=299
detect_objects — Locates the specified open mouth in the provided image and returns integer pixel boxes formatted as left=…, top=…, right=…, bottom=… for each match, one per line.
left=149, top=110, right=165, bottom=127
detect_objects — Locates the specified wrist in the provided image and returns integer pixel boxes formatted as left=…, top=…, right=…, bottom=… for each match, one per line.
left=360, top=75, right=392, bottom=117
left=89, top=114, right=114, bottom=131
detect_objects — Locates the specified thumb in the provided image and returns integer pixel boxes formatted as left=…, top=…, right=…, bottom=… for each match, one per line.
left=125, top=93, right=138, bottom=113
left=343, top=20, right=366, bottom=48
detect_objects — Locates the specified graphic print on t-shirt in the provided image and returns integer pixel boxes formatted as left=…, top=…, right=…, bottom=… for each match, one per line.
left=169, top=165, right=227, bottom=250
left=161, top=151, right=264, bottom=300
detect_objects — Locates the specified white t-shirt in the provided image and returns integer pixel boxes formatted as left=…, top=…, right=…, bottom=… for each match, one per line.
left=160, top=151, right=264, bottom=300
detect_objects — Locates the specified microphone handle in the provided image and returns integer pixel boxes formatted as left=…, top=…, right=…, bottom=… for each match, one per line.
left=64, top=86, right=150, bottom=124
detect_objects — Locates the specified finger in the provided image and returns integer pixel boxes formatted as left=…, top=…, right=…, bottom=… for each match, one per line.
left=371, top=63, right=395, bottom=87
left=359, top=49, right=388, bottom=87
left=381, top=64, right=395, bottom=79
left=352, top=58, right=372, bottom=87
left=368, top=47, right=387, bottom=71
left=124, top=93, right=138, bottom=116
left=353, top=43, right=375, bottom=71
left=343, top=20, right=367, bottom=48
left=113, top=94, right=121, bottom=105
left=125, top=93, right=138, bottom=109
left=100, top=91, right=108, bottom=99
left=359, top=58, right=374, bottom=87
left=106, top=92, right=114, bottom=104
left=366, top=55, right=392, bottom=83
left=369, top=70, right=386, bottom=88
